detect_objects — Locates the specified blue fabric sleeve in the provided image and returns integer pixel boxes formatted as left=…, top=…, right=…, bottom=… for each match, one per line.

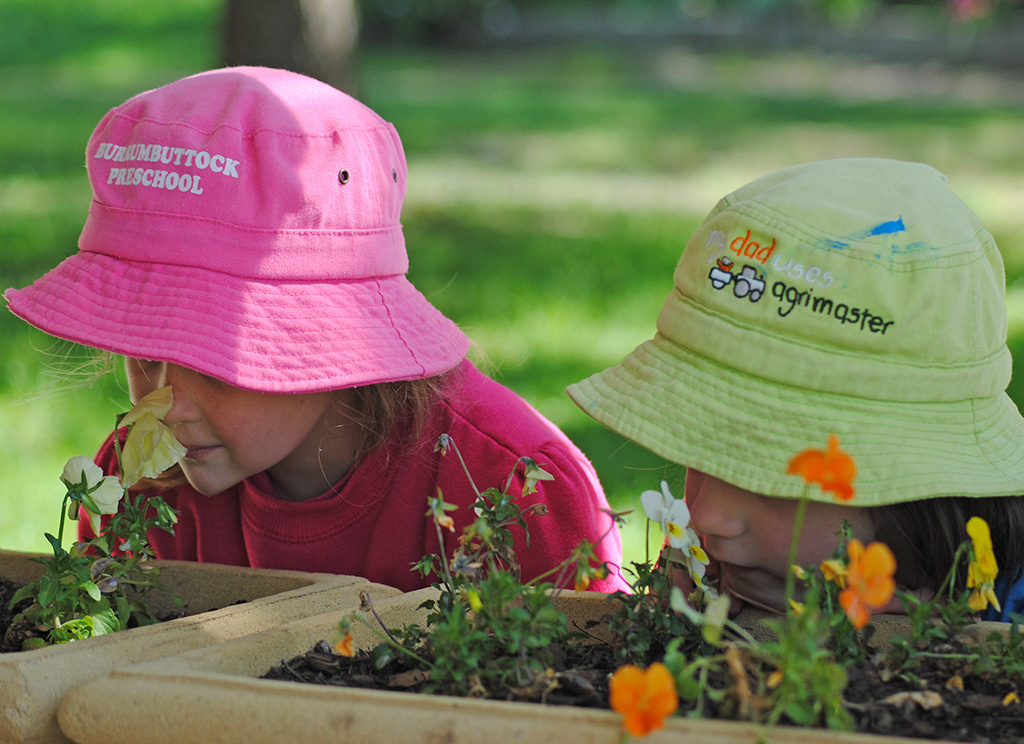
left=985, top=571, right=1024, bottom=622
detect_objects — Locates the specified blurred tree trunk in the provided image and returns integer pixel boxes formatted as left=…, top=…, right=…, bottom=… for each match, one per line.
left=222, top=0, right=359, bottom=94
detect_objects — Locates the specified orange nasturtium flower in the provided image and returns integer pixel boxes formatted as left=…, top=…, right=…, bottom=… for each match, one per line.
left=334, top=633, right=356, bottom=657
left=838, top=539, right=896, bottom=630
left=609, top=663, right=679, bottom=738
left=786, top=433, right=856, bottom=501
left=966, top=516, right=1001, bottom=613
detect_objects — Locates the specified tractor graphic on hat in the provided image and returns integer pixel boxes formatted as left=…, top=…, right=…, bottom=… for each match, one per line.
left=708, top=256, right=765, bottom=302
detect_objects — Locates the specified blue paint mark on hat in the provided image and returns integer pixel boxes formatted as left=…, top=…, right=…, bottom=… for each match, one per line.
left=867, top=217, right=905, bottom=236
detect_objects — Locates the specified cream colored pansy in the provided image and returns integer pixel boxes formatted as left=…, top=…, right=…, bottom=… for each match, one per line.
left=119, top=387, right=187, bottom=489
left=61, top=456, right=124, bottom=534
left=62, top=456, right=106, bottom=490
left=641, top=481, right=710, bottom=588
left=521, top=458, right=555, bottom=496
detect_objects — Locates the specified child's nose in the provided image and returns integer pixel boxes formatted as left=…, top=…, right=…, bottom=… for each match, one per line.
left=160, top=364, right=201, bottom=425
left=685, top=474, right=745, bottom=540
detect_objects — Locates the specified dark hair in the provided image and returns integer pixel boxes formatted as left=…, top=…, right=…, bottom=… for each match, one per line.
left=870, top=495, right=1024, bottom=595
left=136, top=372, right=453, bottom=491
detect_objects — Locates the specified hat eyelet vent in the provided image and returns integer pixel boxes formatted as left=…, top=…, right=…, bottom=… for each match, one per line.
left=338, top=169, right=350, bottom=185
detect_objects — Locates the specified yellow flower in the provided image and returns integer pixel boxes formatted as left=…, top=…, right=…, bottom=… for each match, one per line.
left=819, top=559, right=847, bottom=586
left=609, top=663, right=679, bottom=738
left=119, top=387, right=186, bottom=488
left=465, top=588, right=483, bottom=613
left=119, top=385, right=174, bottom=426
left=966, top=517, right=1001, bottom=613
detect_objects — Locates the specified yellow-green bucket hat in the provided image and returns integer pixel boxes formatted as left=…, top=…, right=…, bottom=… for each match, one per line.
left=569, top=158, right=1024, bottom=506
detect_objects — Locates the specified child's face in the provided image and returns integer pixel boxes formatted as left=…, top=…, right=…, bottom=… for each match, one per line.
left=684, top=469, right=876, bottom=614
left=126, top=359, right=358, bottom=501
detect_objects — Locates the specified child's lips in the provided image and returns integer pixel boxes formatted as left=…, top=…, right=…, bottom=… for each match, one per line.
left=183, top=444, right=219, bottom=460
left=716, top=562, right=787, bottom=614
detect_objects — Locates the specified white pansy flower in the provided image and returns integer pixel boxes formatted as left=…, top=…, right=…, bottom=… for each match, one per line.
left=62, top=456, right=125, bottom=534
left=641, top=480, right=711, bottom=587
left=85, top=476, right=124, bottom=535
left=62, top=456, right=104, bottom=489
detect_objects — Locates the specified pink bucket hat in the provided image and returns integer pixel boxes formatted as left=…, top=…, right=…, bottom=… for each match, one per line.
left=5, top=66, right=469, bottom=394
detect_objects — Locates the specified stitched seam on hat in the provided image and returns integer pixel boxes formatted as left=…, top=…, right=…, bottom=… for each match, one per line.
left=374, top=278, right=426, bottom=378
left=89, top=201, right=401, bottom=236
left=109, top=112, right=394, bottom=139
left=730, top=201, right=984, bottom=264
left=676, top=290, right=1003, bottom=375
left=582, top=360, right=991, bottom=502
left=971, top=399, right=1022, bottom=482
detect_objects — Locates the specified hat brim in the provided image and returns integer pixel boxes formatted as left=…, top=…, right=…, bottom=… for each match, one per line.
left=568, top=333, right=1024, bottom=507
left=5, top=252, right=469, bottom=393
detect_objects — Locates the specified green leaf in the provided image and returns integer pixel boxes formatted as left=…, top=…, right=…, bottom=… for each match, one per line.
left=43, top=532, right=65, bottom=557
left=82, top=580, right=101, bottom=602
left=78, top=491, right=100, bottom=518
left=785, top=701, right=817, bottom=726
left=38, top=576, right=56, bottom=607
left=8, top=583, right=37, bottom=608
left=701, top=595, right=730, bottom=644
left=675, top=672, right=702, bottom=701
left=370, top=643, right=398, bottom=669
left=89, top=607, right=121, bottom=636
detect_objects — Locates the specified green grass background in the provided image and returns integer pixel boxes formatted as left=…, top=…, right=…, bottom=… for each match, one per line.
left=2, top=0, right=1024, bottom=567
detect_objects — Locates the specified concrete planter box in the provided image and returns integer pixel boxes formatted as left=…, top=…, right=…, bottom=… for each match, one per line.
left=57, top=587, right=1006, bottom=744
left=0, top=550, right=400, bottom=744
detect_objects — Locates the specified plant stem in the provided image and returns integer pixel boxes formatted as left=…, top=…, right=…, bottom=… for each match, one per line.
left=448, top=437, right=482, bottom=498
left=504, top=457, right=525, bottom=495
left=56, top=493, right=70, bottom=549
left=432, top=517, right=455, bottom=590
left=785, top=487, right=810, bottom=609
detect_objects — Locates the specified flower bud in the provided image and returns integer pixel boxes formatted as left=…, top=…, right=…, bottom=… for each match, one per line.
left=90, top=558, right=113, bottom=580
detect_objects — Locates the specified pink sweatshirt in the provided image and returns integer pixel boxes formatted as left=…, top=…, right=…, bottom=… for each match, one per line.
left=86, top=361, right=627, bottom=593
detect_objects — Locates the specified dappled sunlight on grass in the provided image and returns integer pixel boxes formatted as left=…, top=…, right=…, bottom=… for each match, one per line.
left=3, top=4, right=1024, bottom=570
left=0, top=176, right=90, bottom=217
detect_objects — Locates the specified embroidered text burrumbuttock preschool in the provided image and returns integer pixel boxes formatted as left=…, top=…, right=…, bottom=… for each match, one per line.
left=771, top=280, right=894, bottom=334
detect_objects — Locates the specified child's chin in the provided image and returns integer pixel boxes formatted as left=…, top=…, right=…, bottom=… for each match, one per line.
left=717, top=565, right=788, bottom=615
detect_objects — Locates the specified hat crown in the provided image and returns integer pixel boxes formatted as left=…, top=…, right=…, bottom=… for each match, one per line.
left=5, top=67, right=470, bottom=394
left=81, top=66, right=408, bottom=281
left=662, top=158, right=1010, bottom=403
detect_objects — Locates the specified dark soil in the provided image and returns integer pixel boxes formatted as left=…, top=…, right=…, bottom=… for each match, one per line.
left=264, top=636, right=1024, bottom=743
left=0, top=576, right=36, bottom=651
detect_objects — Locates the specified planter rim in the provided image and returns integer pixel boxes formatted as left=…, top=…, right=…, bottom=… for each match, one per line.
left=0, top=549, right=399, bottom=744
left=58, top=587, right=1012, bottom=744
